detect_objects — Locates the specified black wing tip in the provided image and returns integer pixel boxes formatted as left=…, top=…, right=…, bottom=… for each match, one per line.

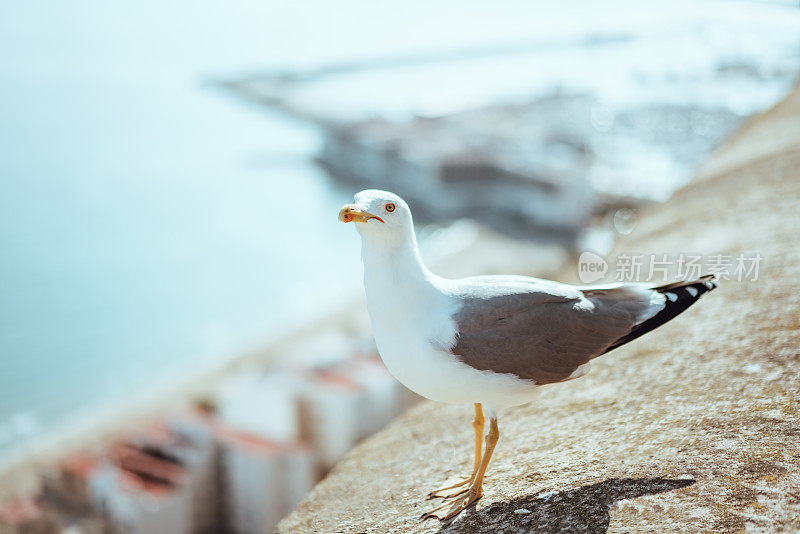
left=652, top=274, right=719, bottom=300
left=603, top=274, right=719, bottom=354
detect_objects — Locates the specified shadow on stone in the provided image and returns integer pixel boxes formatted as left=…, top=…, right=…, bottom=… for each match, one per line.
left=437, top=477, right=696, bottom=534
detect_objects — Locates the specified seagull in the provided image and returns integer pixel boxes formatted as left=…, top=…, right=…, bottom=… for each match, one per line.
left=338, top=189, right=718, bottom=520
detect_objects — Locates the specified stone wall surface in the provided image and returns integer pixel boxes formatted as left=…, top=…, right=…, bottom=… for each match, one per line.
left=276, top=85, right=800, bottom=533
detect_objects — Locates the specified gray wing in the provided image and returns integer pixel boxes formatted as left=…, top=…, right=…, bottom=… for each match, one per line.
left=446, top=275, right=664, bottom=385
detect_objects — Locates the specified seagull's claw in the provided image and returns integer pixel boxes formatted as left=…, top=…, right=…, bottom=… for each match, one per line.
left=427, top=475, right=472, bottom=499
left=422, top=488, right=483, bottom=521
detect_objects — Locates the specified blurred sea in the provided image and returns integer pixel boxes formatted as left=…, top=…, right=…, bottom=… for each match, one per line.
left=1, top=1, right=799, bottom=457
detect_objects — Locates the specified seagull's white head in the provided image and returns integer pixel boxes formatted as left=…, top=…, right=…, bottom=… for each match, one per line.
left=338, top=189, right=414, bottom=246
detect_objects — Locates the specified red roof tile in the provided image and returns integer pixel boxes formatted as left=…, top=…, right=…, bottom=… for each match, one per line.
left=0, top=498, right=44, bottom=524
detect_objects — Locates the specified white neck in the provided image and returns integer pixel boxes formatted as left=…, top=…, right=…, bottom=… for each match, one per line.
left=361, top=230, right=440, bottom=322
left=360, top=230, right=436, bottom=294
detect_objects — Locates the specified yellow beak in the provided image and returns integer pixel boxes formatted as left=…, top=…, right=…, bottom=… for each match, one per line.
left=338, top=204, right=384, bottom=224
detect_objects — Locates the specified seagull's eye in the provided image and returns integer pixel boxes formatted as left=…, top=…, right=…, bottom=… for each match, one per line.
left=385, top=203, right=396, bottom=213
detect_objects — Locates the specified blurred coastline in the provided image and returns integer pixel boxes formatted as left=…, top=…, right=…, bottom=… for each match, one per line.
left=1, top=2, right=800, bottom=532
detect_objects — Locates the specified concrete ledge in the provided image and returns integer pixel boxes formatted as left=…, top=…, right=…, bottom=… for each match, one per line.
left=277, top=86, right=800, bottom=533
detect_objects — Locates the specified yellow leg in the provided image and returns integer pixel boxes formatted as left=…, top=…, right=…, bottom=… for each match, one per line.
left=471, top=403, right=486, bottom=476
left=423, top=414, right=499, bottom=520
left=428, top=403, right=484, bottom=499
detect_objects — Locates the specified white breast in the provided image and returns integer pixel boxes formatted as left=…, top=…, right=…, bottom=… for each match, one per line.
left=364, top=272, right=541, bottom=408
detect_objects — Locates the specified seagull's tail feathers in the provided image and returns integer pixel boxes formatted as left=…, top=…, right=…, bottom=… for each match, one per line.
left=602, top=275, right=719, bottom=354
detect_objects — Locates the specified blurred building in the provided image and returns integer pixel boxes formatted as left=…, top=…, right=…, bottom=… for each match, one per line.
left=0, top=498, right=59, bottom=534
left=217, top=430, right=313, bottom=534
left=0, top=349, right=416, bottom=534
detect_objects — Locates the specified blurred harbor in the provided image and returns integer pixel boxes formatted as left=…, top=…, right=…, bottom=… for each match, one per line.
left=221, top=18, right=799, bottom=239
